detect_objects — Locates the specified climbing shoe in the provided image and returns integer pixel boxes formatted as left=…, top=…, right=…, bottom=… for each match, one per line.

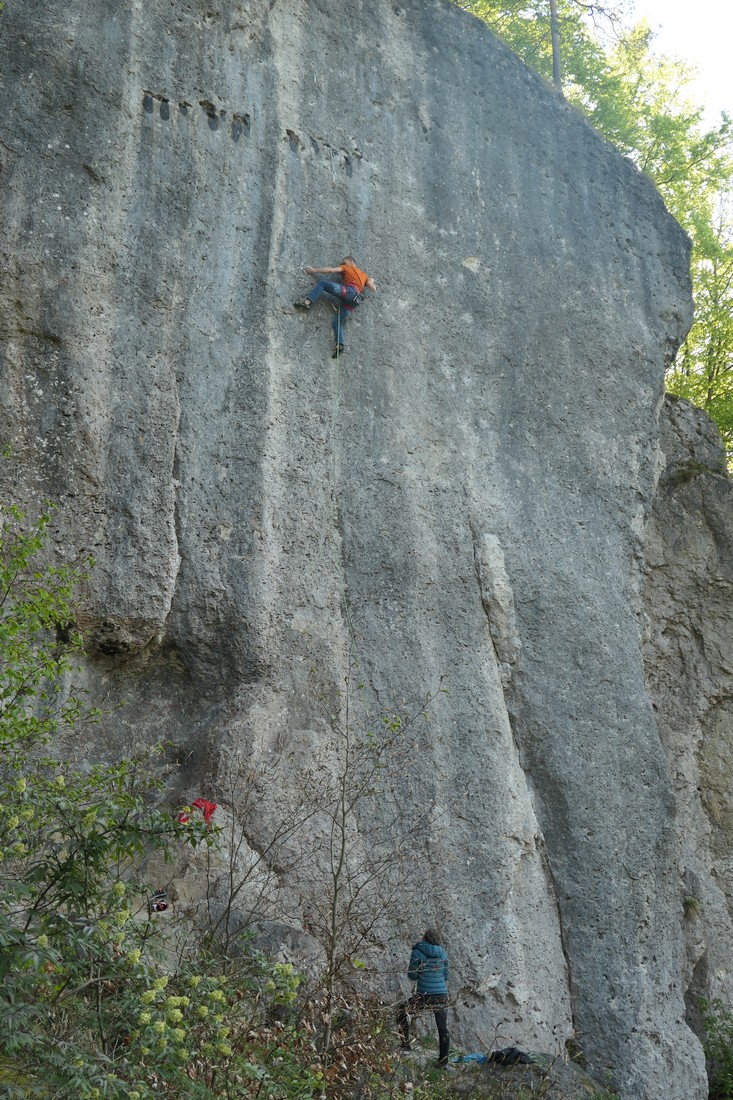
left=294, top=297, right=312, bottom=310
left=332, top=344, right=344, bottom=359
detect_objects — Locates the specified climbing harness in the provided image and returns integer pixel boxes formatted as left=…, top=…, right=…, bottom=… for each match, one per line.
left=339, top=285, right=363, bottom=306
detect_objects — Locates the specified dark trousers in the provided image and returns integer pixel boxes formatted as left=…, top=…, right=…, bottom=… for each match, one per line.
left=396, top=993, right=450, bottom=1062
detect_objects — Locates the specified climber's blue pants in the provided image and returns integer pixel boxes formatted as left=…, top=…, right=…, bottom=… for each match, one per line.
left=308, top=279, right=358, bottom=346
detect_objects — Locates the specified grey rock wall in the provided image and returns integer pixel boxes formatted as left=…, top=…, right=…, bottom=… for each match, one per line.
left=1, top=1, right=725, bottom=1097
left=642, top=396, right=733, bottom=1046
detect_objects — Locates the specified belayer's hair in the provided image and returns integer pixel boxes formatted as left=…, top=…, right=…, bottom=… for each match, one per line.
left=423, top=929, right=442, bottom=946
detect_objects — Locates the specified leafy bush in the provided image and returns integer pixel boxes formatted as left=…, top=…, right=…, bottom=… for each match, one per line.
left=0, top=503, right=322, bottom=1098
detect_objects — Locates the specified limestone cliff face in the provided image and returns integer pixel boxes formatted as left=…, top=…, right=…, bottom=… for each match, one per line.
left=0, top=1, right=724, bottom=1097
left=642, top=396, right=733, bottom=1045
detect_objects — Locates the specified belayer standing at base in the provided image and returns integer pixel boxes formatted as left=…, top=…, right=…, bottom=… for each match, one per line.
left=294, top=256, right=376, bottom=358
left=396, top=929, right=451, bottom=1066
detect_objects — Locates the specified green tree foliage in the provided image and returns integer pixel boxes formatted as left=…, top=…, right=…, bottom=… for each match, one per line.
left=302, top=668, right=438, bottom=1065
left=454, top=0, right=625, bottom=95
left=455, top=1, right=733, bottom=461
left=0, top=502, right=323, bottom=1099
left=667, top=202, right=733, bottom=452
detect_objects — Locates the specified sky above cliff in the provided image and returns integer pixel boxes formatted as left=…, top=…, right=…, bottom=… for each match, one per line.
left=631, top=0, right=731, bottom=121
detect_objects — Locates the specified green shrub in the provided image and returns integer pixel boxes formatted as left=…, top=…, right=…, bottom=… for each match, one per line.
left=0, top=503, right=322, bottom=1098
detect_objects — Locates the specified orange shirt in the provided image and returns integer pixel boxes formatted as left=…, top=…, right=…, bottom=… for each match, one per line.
left=340, top=262, right=369, bottom=293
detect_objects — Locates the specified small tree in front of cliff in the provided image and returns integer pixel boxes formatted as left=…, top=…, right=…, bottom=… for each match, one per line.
left=199, top=748, right=330, bottom=967
left=295, top=657, right=446, bottom=1080
left=191, top=657, right=445, bottom=1093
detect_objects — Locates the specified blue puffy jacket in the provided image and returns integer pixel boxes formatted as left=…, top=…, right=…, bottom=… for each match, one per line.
left=407, top=940, right=449, bottom=995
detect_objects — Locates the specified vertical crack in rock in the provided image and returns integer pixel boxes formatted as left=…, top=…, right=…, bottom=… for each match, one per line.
left=534, top=831, right=579, bottom=1043
left=471, top=526, right=521, bottom=686
left=163, top=378, right=183, bottom=641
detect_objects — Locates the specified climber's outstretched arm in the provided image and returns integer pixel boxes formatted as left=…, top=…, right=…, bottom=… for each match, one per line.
left=305, top=265, right=342, bottom=276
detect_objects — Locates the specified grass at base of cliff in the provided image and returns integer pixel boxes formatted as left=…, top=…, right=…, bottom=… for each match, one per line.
left=375, top=1051, right=620, bottom=1100
left=334, top=1021, right=620, bottom=1100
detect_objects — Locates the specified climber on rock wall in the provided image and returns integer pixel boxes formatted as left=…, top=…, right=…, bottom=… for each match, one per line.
left=294, top=255, right=376, bottom=358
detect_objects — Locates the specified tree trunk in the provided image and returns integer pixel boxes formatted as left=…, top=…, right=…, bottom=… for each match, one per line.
left=549, top=0, right=562, bottom=92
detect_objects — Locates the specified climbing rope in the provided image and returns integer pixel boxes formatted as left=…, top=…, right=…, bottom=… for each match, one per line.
left=328, top=306, right=358, bottom=652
